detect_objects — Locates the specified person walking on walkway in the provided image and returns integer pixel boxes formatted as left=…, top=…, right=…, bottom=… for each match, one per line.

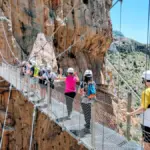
left=127, top=70, right=150, bottom=150
left=23, top=61, right=31, bottom=93
left=43, top=65, right=57, bottom=89
left=30, top=60, right=37, bottom=96
left=38, top=64, right=46, bottom=100
left=59, top=68, right=79, bottom=119
left=79, top=70, right=96, bottom=134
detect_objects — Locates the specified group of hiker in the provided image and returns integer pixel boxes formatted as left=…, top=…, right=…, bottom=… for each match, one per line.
left=20, top=60, right=96, bottom=134
left=18, top=59, right=150, bottom=148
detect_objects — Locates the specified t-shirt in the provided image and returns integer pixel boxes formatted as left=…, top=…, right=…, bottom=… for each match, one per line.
left=141, top=88, right=150, bottom=109
left=34, top=66, right=39, bottom=77
left=49, top=72, right=57, bottom=81
left=42, top=72, right=57, bottom=81
left=140, top=88, right=150, bottom=127
left=65, top=75, right=77, bottom=93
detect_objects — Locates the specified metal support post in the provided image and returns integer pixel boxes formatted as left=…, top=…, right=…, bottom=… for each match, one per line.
left=126, top=92, right=132, bottom=140
left=7, top=65, right=11, bottom=81
left=16, top=68, right=18, bottom=88
left=47, top=82, right=50, bottom=112
left=91, top=102, right=96, bottom=149
left=17, top=68, right=21, bottom=90
left=78, top=103, right=82, bottom=144
left=27, top=76, right=30, bottom=98
left=29, top=106, right=37, bottom=150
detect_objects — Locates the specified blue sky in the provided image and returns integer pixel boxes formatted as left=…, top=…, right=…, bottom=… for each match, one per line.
left=110, top=0, right=149, bottom=44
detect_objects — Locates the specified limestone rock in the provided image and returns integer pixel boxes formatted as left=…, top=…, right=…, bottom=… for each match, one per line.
left=0, top=0, right=112, bottom=83
left=30, top=33, right=57, bottom=70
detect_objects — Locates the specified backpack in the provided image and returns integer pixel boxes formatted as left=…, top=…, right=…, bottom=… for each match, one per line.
left=30, top=66, right=34, bottom=77
left=87, top=82, right=96, bottom=99
left=38, top=70, right=45, bottom=84
left=44, top=71, right=55, bottom=89
left=88, top=83, right=96, bottom=95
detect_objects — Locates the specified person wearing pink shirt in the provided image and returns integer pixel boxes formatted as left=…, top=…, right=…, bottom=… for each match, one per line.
left=59, top=68, right=79, bottom=119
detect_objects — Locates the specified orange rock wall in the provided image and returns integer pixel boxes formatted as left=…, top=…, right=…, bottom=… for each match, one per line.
left=0, top=0, right=112, bottom=83
left=0, top=78, right=87, bottom=150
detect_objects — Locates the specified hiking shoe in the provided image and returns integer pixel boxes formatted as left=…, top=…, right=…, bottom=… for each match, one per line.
left=82, top=127, right=90, bottom=134
left=66, top=116, right=71, bottom=120
left=84, top=124, right=90, bottom=129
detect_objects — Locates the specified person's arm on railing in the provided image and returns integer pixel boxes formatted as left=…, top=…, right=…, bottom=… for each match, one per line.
left=127, top=91, right=149, bottom=116
left=127, top=106, right=145, bottom=116
left=55, top=76, right=66, bottom=81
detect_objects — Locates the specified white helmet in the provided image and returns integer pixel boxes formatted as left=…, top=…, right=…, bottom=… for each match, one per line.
left=47, top=65, right=52, bottom=71
left=22, top=61, right=26, bottom=65
left=67, top=68, right=74, bottom=73
left=142, top=70, right=150, bottom=80
left=84, top=70, right=93, bottom=77
left=30, top=60, right=36, bottom=66
left=39, top=64, right=44, bottom=67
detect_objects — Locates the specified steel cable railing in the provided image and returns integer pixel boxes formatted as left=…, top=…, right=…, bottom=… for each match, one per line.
left=0, top=63, right=143, bottom=150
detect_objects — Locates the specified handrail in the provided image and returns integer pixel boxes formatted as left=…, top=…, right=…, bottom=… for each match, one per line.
left=0, top=63, right=143, bottom=150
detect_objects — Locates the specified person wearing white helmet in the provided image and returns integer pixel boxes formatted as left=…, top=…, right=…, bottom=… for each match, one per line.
left=79, top=69, right=96, bottom=134
left=38, top=64, right=46, bottom=100
left=46, top=65, right=57, bottom=82
left=22, top=61, right=32, bottom=93
left=127, top=70, right=150, bottom=150
left=20, top=61, right=28, bottom=92
left=41, top=65, right=57, bottom=89
left=58, top=67, right=79, bottom=119
left=46, top=65, right=52, bottom=72
left=29, top=60, right=39, bottom=97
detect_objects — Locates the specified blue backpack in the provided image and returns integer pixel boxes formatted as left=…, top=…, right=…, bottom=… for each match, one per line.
left=87, top=83, right=96, bottom=96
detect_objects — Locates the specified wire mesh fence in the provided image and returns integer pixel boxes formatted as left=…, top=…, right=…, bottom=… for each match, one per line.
left=104, top=52, right=150, bottom=150
left=0, top=62, right=144, bottom=150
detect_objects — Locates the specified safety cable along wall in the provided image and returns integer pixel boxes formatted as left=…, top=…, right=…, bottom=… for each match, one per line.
left=29, top=106, right=37, bottom=150
left=0, top=84, right=12, bottom=149
left=28, top=1, right=79, bottom=61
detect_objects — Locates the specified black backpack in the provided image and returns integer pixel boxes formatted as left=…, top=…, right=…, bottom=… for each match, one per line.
left=38, top=70, right=45, bottom=84
left=44, top=71, right=55, bottom=89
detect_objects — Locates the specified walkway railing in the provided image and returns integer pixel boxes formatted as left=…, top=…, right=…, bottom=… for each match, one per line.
left=105, top=58, right=141, bottom=106
left=0, top=63, right=143, bottom=150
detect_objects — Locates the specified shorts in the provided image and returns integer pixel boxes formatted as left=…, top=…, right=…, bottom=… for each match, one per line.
left=141, top=124, right=150, bottom=143
left=39, top=83, right=47, bottom=89
left=30, top=78, right=38, bottom=84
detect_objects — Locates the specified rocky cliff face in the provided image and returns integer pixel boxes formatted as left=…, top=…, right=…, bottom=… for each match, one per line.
left=0, top=0, right=112, bottom=83
left=0, top=0, right=113, bottom=149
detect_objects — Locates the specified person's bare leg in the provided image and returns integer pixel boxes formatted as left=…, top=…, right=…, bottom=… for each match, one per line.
left=40, top=88, right=43, bottom=99
left=44, top=88, right=46, bottom=100
left=144, top=142, right=150, bottom=150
